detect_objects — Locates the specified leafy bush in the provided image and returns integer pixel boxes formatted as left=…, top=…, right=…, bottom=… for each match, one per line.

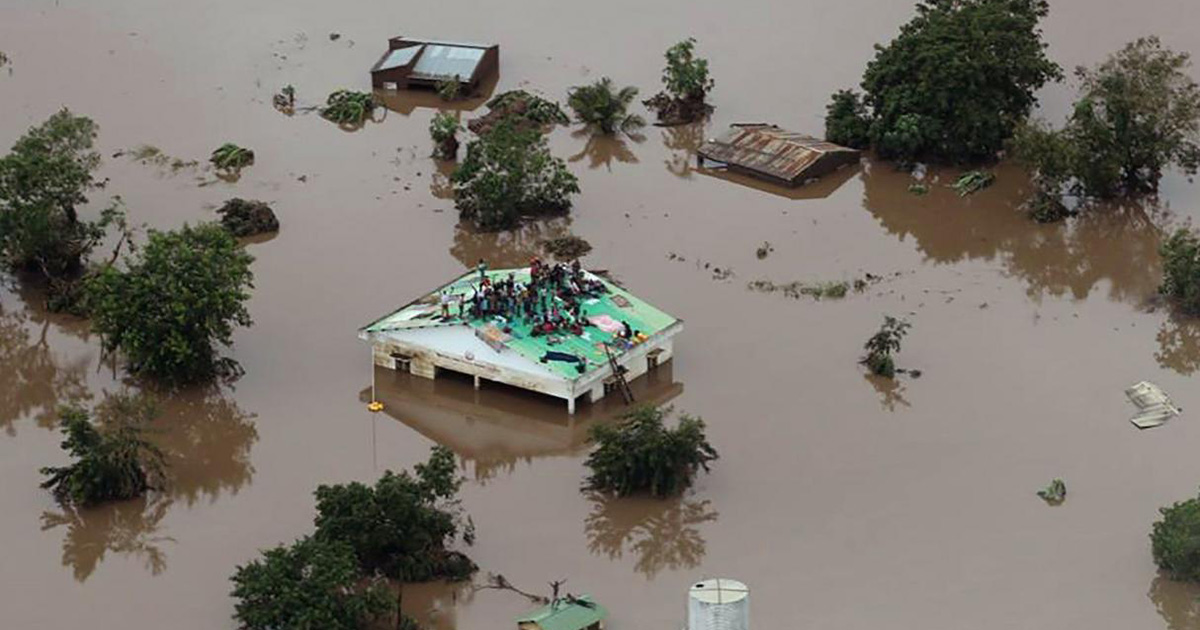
left=436, top=76, right=463, bottom=101
left=1151, top=490, right=1200, bottom=582
left=0, top=109, right=124, bottom=282
left=217, top=199, right=279, bottom=237
left=468, top=90, right=569, bottom=136
left=320, top=90, right=378, bottom=126
left=567, top=78, right=645, bottom=135
left=951, top=170, right=995, bottom=196
left=40, top=395, right=165, bottom=506
left=210, top=143, right=254, bottom=170
left=429, top=112, right=461, bottom=160
left=87, top=223, right=254, bottom=384
left=314, top=446, right=477, bottom=581
left=231, top=537, right=395, bottom=630
left=1014, top=36, right=1200, bottom=206
left=644, top=38, right=714, bottom=125
left=585, top=406, right=718, bottom=498
left=827, top=0, right=1061, bottom=163
left=824, top=90, right=872, bottom=149
left=863, top=316, right=911, bottom=378
left=1160, top=228, right=1200, bottom=315
left=451, top=120, right=579, bottom=230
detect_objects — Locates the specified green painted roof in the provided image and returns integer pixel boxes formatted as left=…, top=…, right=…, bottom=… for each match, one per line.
left=361, top=267, right=680, bottom=381
left=517, top=595, right=607, bottom=630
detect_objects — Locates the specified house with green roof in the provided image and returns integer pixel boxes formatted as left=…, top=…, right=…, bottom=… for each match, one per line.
left=517, top=595, right=607, bottom=630
left=359, top=266, right=682, bottom=414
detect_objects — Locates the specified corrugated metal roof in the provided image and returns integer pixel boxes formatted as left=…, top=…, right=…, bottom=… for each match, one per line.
left=1126, top=381, right=1181, bottom=429
left=411, top=44, right=485, bottom=82
left=698, top=124, right=859, bottom=183
left=376, top=46, right=421, bottom=71
left=517, top=595, right=607, bottom=630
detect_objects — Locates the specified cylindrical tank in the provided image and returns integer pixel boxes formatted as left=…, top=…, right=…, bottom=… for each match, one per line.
left=687, top=578, right=749, bottom=630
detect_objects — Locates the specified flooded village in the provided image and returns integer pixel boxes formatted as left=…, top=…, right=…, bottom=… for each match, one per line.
left=4, top=0, right=1200, bottom=629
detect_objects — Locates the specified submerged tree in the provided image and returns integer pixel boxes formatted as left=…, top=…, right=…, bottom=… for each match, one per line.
left=824, top=90, right=872, bottom=149
left=567, top=78, right=645, bottom=136
left=1151, top=489, right=1200, bottom=582
left=230, top=537, right=395, bottom=630
left=314, top=445, right=477, bottom=582
left=1160, top=227, right=1200, bottom=315
left=584, top=406, right=718, bottom=498
left=644, top=38, right=714, bottom=125
left=0, top=109, right=126, bottom=288
left=1014, top=36, right=1200, bottom=214
left=826, top=0, right=1061, bottom=163
left=216, top=198, right=280, bottom=237
left=862, top=316, right=911, bottom=378
left=210, top=143, right=255, bottom=171
left=320, top=90, right=379, bottom=127
left=429, top=111, right=461, bottom=160
left=87, top=223, right=254, bottom=384
left=451, top=120, right=579, bottom=230
left=40, top=395, right=166, bottom=506
left=467, top=90, right=570, bottom=136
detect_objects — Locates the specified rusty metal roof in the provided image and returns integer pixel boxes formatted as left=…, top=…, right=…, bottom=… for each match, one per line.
left=698, top=124, right=859, bottom=184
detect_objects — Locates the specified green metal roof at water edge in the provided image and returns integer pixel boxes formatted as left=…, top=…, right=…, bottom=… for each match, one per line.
left=516, top=595, right=607, bottom=630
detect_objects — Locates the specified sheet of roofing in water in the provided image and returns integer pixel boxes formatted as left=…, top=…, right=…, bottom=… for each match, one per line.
left=377, top=46, right=421, bottom=71
left=700, top=126, right=855, bottom=182
left=411, top=44, right=484, bottom=81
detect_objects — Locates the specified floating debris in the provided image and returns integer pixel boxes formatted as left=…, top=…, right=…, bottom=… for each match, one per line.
left=1037, top=479, right=1067, bottom=504
left=907, top=182, right=929, bottom=195
left=216, top=199, right=280, bottom=237
left=951, top=170, right=995, bottom=196
left=748, top=279, right=849, bottom=300
left=210, top=143, right=255, bottom=171
left=1126, top=381, right=1181, bottom=429
left=755, top=241, right=773, bottom=260
left=542, top=236, right=592, bottom=260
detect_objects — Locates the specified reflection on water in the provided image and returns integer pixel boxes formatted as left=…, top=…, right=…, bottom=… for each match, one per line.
left=568, top=129, right=641, bottom=171
left=864, top=373, right=910, bottom=412
left=399, top=581, right=475, bottom=630
left=449, top=217, right=576, bottom=269
left=40, top=495, right=174, bottom=582
left=361, top=362, right=683, bottom=482
left=863, top=162, right=1164, bottom=303
left=0, top=296, right=91, bottom=436
left=661, top=122, right=706, bottom=178
left=584, top=492, right=717, bottom=579
left=431, top=158, right=457, bottom=201
left=1156, top=316, right=1200, bottom=376
left=1149, top=573, right=1200, bottom=630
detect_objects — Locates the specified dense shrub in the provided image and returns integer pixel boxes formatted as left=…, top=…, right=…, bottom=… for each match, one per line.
left=584, top=406, right=718, bottom=498
left=863, top=316, right=911, bottom=378
left=1160, top=228, right=1200, bottom=315
left=216, top=199, right=279, bottom=237
left=1151, top=490, right=1200, bottom=582
left=429, top=112, right=461, bottom=160
left=644, top=38, right=714, bottom=125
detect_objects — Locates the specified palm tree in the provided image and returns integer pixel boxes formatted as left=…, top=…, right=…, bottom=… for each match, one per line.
left=567, top=77, right=645, bottom=136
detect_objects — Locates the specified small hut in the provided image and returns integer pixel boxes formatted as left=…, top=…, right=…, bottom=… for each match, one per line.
left=370, top=37, right=499, bottom=92
left=517, top=595, right=607, bottom=630
left=697, top=123, right=860, bottom=187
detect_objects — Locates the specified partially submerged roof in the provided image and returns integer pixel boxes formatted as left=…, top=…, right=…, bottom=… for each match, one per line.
left=371, top=37, right=496, bottom=83
left=698, top=123, right=860, bottom=186
left=360, top=267, right=681, bottom=382
left=1126, top=381, right=1181, bottom=429
left=517, top=595, right=607, bottom=630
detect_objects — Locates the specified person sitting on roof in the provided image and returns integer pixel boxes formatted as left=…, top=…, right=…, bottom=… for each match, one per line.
left=621, top=320, right=633, bottom=339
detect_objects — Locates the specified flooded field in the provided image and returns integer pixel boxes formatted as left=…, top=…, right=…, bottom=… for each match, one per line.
left=3, top=0, right=1200, bottom=628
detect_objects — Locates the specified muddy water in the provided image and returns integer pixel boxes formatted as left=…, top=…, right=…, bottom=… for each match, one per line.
left=3, top=0, right=1200, bottom=628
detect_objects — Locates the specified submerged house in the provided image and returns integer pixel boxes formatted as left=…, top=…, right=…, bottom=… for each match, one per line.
left=370, top=37, right=499, bottom=92
left=697, top=123, right=861, bottom=187
left=517, top=595, right=607, bottom=630
left=359, top=266, right=682, bottom=414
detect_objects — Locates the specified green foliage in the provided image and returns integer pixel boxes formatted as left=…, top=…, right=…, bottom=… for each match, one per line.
left=1160, top=228, right=1200, bottom=315
left=567, top=78, right=645, bottom=135
left=951, top=170, right=995, bottom=196
left=40, top=395, right=166, bottom=506
left=907, top=183, right=929, bottom=195
left=231, top=537, right=395, bottom=630
left=429, top=112, right=461, bottom=160
left=585, top=406, right=718, bottom=498
left=210, top=143, right=255, bottom=170
left=831, top=0, right=1061, bottom=163
left=824, top=90, right=872, bottom=149
left=314, top=446, right=477, bottom=581
left=1151, top=490, right=1200, bottom=582
left=320, top=90, right=378, bottom=126
left=436, top=76, right=463, bottom=101
left=1037, top=478, right=1066, bottom=504
left=644, top=38, right=714, bottom=124
left=863, top=316, right=911, bottom=378
left=87, top=223, right=254, bottom=384
left=451, top=120, right=580, bottom=230
left=0, top=109, right=117, bottom=280
left=485, top=90, right=570, bottom=126
left=1015, top=37, right=1200, bottom=206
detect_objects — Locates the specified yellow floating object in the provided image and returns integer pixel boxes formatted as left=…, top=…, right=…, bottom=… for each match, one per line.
left=367, top=401, right=384, bottom=412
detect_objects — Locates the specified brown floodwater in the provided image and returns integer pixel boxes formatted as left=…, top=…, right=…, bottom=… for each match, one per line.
left=3, top=0, right=1200, bottom=628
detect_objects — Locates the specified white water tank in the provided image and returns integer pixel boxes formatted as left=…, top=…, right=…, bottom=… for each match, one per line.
left=687, top=578, right=749, bottom=630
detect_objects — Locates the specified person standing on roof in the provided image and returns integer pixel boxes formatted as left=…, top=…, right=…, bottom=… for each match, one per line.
left=477, top=258, right=487, bottom=283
